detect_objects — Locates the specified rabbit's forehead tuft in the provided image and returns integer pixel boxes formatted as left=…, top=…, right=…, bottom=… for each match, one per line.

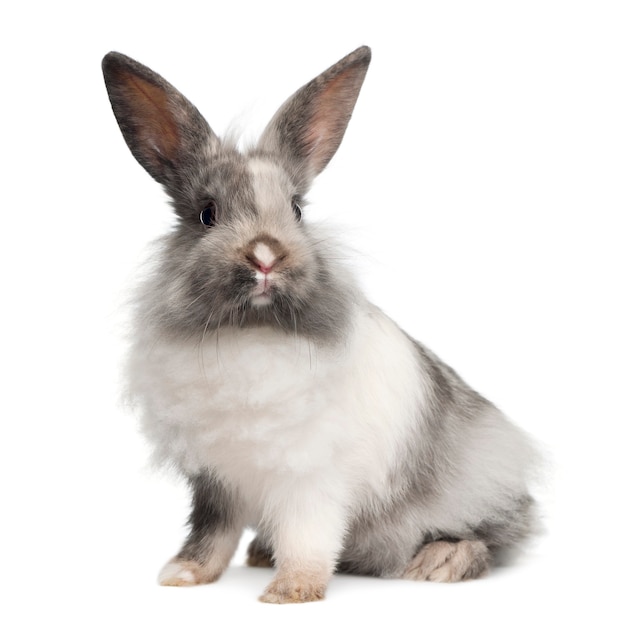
left=247, top=157, right=294, bottom=213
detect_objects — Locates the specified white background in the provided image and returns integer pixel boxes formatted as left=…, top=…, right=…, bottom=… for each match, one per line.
left=2, top=1, right=624, bottom=620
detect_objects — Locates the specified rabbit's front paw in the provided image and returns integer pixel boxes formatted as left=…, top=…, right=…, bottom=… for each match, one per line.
left=158, top=558, right=220, bottom=587
left=259, top=568, right=327, bottom=604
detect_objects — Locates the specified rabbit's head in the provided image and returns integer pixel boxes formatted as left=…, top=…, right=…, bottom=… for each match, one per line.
left=103, top=47, right=371, bottom=343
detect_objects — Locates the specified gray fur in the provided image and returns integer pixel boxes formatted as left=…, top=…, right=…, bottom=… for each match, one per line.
left=246, top=534, right=275, bottom=568
left=179, top=470, right=242, bottom=563
left=102, top=52, right=219, bottom=197
left=102, top=51, right=362, bottom=345
left=337, top=340, right=536, bottom=577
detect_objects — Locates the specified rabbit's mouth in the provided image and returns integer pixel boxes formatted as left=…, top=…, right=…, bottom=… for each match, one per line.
left=250, top=269, right=276, bottom=307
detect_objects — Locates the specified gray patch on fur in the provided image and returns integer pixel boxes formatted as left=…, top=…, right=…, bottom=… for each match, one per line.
left=179, top=470, right=242, bottom=563
left=246, top=534, right=275, bottom=568
left=336, top=335, right=536, bottom=577
left=132, top=212, right=358, bottom=345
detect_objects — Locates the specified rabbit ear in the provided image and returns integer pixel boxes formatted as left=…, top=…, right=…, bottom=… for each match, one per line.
left=258, top=46, right=371, bottom=187
left=102, top=52, right=217, bottom=186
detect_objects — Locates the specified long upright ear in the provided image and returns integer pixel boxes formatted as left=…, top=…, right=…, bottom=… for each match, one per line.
left=102, top=52, right=217, bottom=186
left=258, top=46, right=371, bottom=187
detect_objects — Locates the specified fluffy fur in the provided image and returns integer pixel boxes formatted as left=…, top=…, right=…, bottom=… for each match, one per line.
left=103, top=46, right=539, bottom=604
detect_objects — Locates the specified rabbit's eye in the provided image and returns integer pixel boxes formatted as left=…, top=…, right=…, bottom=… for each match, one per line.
left=291, top=197, right=303, bottom=222
left=199, top=200, right=217, bottom=227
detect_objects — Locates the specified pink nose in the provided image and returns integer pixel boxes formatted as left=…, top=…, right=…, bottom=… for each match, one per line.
left=251, top=257, right=275, bottom=274
left=244, top=237, right=287, bottom=275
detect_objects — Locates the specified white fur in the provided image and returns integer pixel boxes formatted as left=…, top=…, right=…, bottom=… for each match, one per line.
left=253, top=242, right=275, bottom=269
left=128, top=298, right=534, bottom=572
left=158, top=562, right=196, bottom=585
left=130, top=304, right=422, bottom=492
left=248, top=157, right=295, bottom=215
left=128, top=304, right=425, bottom=565
left=251, top=270, right=273, bottom=305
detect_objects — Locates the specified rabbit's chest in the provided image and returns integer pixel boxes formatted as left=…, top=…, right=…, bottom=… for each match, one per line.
left=129, top=328, right=346, bottom=476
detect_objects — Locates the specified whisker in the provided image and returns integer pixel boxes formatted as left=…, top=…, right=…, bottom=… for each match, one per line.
left=198, top=308, right=217, bottom=381
left=238, top=304, right=248, bottom=329
left=185, top=291, right=208, bottom=311
left=290, top=305, right=298, bottom=341
left=214, top=313, right=225, bottom=369
left=271, top=307, right=285, bottom=331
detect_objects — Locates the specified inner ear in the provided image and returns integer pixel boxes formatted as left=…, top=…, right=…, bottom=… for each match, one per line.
left=103, top=55, right=183, bottom=181
left=116, top=70, right=180, bottom=166
left=129, top=76, right=180, bottom=161
left=303, top=67, right=367, bottom=174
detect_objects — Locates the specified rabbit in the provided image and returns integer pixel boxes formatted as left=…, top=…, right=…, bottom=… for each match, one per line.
left=102, top=46, right=539, bottom=604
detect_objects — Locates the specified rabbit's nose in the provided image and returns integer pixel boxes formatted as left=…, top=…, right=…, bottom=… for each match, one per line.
left=250, top=249, right=275, bottom=274
left=244, top=236, right=287, bottom=274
